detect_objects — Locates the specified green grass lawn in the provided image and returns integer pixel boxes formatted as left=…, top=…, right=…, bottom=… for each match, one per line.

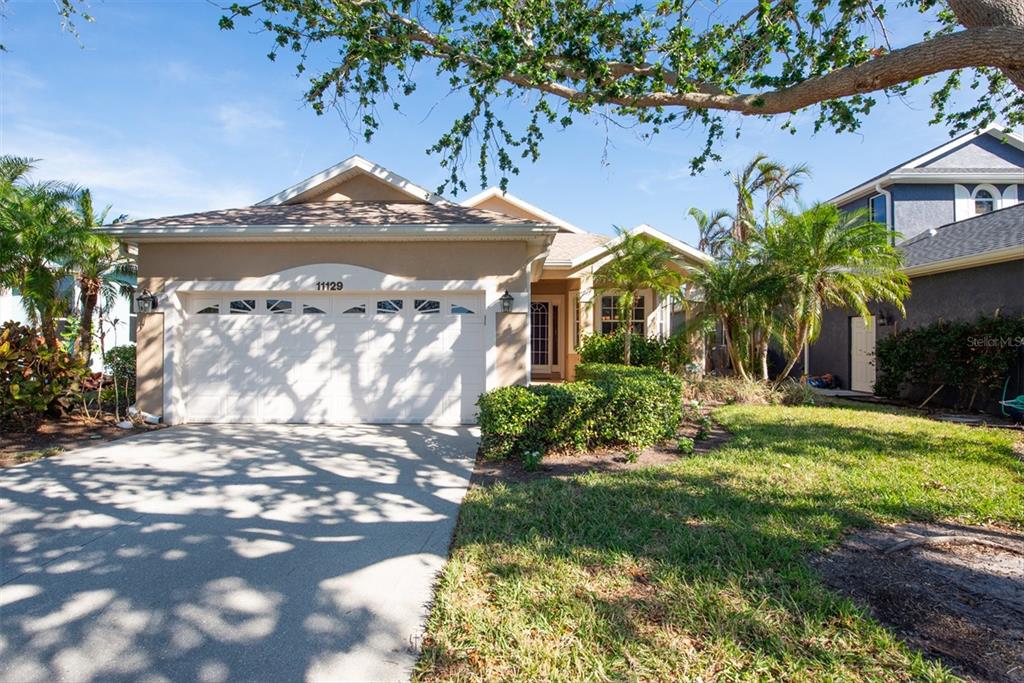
left=416, top=403, right=1023, bottom=682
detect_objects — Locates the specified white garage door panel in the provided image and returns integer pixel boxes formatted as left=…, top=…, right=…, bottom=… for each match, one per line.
left=182, top=293, right=485, bottom=424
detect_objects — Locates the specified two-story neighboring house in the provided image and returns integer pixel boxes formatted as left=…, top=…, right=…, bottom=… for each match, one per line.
left=804, top=125, right=1024, bottom=401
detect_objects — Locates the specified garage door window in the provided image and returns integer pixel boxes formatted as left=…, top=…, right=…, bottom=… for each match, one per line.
left=302, top=303, right=327, bottom=314
left=451, top=303, right=476, bottom=315
left=376, top=299, right=403, bottom=314
left=196, top=302, right=220, bottom=315
left=414, top=298, right=440, bottom=315
left=229, top=299, right=257, bottom=315
left=266, top=299, right=293, bottom=314
left=342, top=303, right=367, bottom=315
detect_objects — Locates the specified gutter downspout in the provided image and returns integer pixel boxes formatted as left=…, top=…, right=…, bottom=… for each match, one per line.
left=875, top=183, right=894, bottom=243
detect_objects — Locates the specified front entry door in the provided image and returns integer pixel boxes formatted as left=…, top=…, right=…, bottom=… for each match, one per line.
left=850, top=315, right=877, bottom=393
left=530, top=297, right=562, bottom=376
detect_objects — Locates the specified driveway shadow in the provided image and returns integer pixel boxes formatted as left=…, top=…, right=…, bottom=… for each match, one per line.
left=0, top=424, right=476, bottom=683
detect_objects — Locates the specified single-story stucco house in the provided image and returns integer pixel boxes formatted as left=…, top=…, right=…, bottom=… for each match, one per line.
left=100, top=157, right=708, bottom=425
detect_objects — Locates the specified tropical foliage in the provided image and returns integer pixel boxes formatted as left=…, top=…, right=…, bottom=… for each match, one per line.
left=215, top=1, right=1023, bottom=191
left=687, top=155, right=909, bottom=384
left=595, top=229, right=686, bottom=365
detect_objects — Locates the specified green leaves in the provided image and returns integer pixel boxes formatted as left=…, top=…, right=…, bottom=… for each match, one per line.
left=218, top=0, right=1021, bottom=191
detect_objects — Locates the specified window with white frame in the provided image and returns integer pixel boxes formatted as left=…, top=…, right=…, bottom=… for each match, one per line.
left=414, top=298, right=440, bottom=315
left=376, top=299, right=403, bottom=315
left=973, top=188, right=996, bottom=215
left=266, top=298, right=293, bottom=314
left=600, top=295, right=645, bottom=335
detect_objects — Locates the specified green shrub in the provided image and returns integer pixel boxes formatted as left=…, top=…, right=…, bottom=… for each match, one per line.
left=104, top=344, right=137, bottom=408
left=476, top=386, right=545, bottom=460
left=0, top=322, right=89, bottom=431
left=478, top=364, right=683, bottom=460
left=874, top=315, right=1024, bottom=409
left=579, top=363, right=683, bottom=447
left=676, top=436, right=695, bottom=454
left=577, top=329, right=692, bottom=373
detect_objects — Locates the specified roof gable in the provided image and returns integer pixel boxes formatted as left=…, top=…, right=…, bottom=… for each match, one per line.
left=256, top=156, right=447, bottom=206
left=829, top=125, right=1024, bottom=205
left=460, top=187, right=585, bottom=233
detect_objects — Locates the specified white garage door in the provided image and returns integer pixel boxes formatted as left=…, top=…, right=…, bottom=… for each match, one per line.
left=181, top=292, right=485, bottom=424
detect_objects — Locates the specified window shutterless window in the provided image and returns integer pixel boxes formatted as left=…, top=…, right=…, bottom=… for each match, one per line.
left=869, top=194, right=887, bottom=225
left=376, top=299, right=403, bottom=314
left=600, top=295, right=645, bottom=335
left=973, top=189, right=995, bottom=215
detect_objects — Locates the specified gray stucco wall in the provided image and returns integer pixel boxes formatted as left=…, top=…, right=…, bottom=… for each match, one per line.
left=807, top=259, right=1024, bottom=389
left=890, top=184, right=954, bottom=241
left=922, top=134, right=1024, bottom=169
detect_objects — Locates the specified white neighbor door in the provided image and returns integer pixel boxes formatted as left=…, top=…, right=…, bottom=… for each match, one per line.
left=181, top=292, right=485, bottom=424
left=849, top=315, right=877, bottom=393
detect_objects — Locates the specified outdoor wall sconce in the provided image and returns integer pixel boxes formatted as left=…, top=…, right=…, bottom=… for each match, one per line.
left=499, top=290, right=514, bottom=313
left=136, top=289, right=158, bottom=313
left=876, top=311, right=893, bottom=326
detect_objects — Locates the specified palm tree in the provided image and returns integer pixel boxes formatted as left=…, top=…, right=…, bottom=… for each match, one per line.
left=596, top=228, right=687, bottom=365
left=687, top=207, right=732, bottom=257
left=0, top=157, right=86, bottom=348
left=730, top=154, right=810, bottom=244
left=687, top=256, right=785, bottom=380
left=71, top=190, right=134, bottom=362
left=762, top=203, right=910, bottom=385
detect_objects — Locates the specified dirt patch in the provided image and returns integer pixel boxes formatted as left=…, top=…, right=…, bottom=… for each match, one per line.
left=0, top=416, right=165, bottom=467
left=814, top=522, right=1024, bottom=682
left=472, top=411, right=732, bottom=486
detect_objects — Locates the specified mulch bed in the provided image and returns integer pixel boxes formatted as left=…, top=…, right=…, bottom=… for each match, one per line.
left=0, top=416, right=165, bottom=467
left=814, top=522, right=1024, bottom=683
left=472, top=407, right=732, bottom=486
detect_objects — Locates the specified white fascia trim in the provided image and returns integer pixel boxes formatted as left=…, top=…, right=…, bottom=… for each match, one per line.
left=889, top=171, right=1024, bottom=184
left=97, top=223, right=559, bottom=242
left=255, top=155, right=448, bottom=206
left=460, top=187, right=586, bottom=234
left=829, top=125, right=1024, bottom=206
left=558, top=224, right=710, bottom=273
left=904, top=245, right=1024, bottom=277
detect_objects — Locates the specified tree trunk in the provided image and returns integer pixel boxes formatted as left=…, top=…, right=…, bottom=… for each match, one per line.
left=39, top=313, right=58, bottom=350
left=723, top=321, right=749, bottom=380
left=773, top=324, right=807, bottom=387
left=949, top=0, right=1024, bottom=90
left=623, top=326, right=632, bottom=366
left=78, top=280, right=100, bottom=363
left=757, top=334, right=769, bottom=382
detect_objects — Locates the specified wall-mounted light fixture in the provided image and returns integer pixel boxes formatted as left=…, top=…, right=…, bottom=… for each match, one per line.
left=876, top=311, right=893, bottom=327
left=499, top=290, right=514, bottom=313
left=136, top=289, right=158, bottom=313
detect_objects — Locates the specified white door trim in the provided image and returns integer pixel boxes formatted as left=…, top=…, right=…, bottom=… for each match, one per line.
left=850, top=315, right=877, bottom=393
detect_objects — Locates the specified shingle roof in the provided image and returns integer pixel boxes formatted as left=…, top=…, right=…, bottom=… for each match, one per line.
left=900, top=204, right=1024, bottom=269
left=895, top=167, right=1021, bottom=175
left=115, top=201, right=545, bottom=229
left=547, top=232, right=609, bottom=262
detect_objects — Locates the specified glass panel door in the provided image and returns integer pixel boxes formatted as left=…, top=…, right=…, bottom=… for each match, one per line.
left=531, top=302, right=550, bottom=371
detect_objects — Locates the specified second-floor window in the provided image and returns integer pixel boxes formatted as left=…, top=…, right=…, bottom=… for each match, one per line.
left=973, top=189, right=996, bottom=215
left=869, top=194, right=887, bottom=226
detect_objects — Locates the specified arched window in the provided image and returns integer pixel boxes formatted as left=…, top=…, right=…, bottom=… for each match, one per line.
left=973, top=186, right=997, bottom=215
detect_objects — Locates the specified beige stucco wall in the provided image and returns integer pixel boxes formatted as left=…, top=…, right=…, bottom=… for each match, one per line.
left=136, top=312, right=164, bottom=416
left=135, top=239, right=544, bottom=418
left=292, top=173, right=420, bottom=203
left=137, top=241, right=536, bottom=292
left=495, top=312, right=529, bottom=386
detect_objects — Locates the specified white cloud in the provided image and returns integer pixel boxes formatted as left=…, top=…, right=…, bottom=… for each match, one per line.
left=162, top=60, right=195, bottom=83
left=6, top=124, right=259, bottom=218
left=215, top=104, right=284, bottom=143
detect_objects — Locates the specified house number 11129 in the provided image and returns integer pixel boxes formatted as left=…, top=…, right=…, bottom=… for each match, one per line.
left=316, top=281, right=345, bottom=291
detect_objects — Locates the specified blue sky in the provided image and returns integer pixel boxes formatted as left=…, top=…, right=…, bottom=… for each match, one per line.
left=1, top=1, right=976, bottom=244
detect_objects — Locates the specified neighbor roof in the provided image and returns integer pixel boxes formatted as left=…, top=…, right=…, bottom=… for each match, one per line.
left=829, top=125, right=1024, bottom=206
left=900, top=204, right=1024, bottom=274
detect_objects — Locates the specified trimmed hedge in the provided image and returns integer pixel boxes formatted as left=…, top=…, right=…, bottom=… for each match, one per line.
left=477, top=363, right=683, bottom=460
left=577, top=329, right=692, bottom=372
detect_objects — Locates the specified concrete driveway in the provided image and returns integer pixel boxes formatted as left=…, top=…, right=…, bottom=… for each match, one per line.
left=0, top=424, right=477, bottom=682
